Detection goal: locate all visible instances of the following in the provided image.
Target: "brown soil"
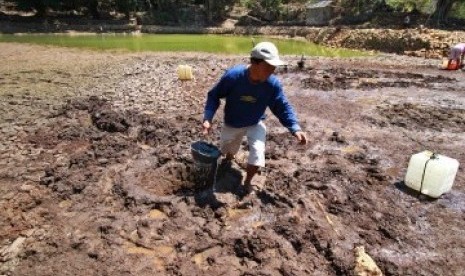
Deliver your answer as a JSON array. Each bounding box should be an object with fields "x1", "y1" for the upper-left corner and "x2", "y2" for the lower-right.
[{"x1": 0, "y1": 43, "x2": 464, "y2": 276}]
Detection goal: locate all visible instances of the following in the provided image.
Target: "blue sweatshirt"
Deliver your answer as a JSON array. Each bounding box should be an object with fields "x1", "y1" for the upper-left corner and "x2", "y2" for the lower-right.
[{"x1": 203, "y1": 65, "x2": 301, "y2": 133}]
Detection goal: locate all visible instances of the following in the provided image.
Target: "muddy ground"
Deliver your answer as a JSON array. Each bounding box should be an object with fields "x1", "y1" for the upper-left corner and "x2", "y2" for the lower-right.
[{"x1": 0, "y1": 43, "x2": 464, "y2": 276}]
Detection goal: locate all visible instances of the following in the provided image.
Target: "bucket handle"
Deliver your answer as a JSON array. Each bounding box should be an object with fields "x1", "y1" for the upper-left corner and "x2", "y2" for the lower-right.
[{"x1": 419, "y1": 152, "x2": 438, "y2": 196}]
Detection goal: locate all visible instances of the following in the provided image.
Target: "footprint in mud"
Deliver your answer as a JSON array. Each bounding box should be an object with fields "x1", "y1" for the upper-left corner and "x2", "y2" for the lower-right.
[{"x1": 211, "y1": 161, "x2": 246, "y2": 205}]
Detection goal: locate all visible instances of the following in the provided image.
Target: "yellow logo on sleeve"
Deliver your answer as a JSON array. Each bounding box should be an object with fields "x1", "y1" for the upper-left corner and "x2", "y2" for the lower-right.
[{"x1": 240, "y1": 95, "x2": 257, "y2": 103}]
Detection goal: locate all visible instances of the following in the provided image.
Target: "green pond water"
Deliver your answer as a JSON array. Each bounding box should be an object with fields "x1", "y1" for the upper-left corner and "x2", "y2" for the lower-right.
[{"x1": 0, "y1": 34, "x2": 370, "y2": 57}]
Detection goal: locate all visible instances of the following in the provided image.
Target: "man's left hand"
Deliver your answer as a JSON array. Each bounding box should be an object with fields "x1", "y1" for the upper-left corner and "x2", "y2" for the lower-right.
[{"x1": 293, "y1": 131, "x2": 308, "y2": 145}]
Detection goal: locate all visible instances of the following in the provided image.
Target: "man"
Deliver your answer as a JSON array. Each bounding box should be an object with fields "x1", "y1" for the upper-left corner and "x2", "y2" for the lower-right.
[
  {"x1": 447, "y1": 43, "x2": 465, "y2": 70},
  {"x1": 202, "y1": 41, "x2": 307, "y2": 194}
]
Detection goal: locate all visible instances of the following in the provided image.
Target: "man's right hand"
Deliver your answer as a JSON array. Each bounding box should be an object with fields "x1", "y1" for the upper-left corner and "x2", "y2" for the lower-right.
[
  {"x1": 293, "y1": 131, "x2": 308, "y2": 145},
  {"x1": 202, "y1": 120, "x2": 211, "y2": 135}
]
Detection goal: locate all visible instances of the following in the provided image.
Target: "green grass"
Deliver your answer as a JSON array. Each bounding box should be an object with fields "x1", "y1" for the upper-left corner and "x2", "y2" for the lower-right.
[{"x1": 0, "y1": 33, "x2": 371, "y2": 58}]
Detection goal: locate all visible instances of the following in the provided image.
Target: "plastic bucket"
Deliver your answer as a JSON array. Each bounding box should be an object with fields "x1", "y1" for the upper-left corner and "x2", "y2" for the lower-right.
[
  {"x1": 191, "y1": 141, "x2": 221, "y2": 164},
  {"x1": 448, "y1": 60, "x2": 459, "y2": 70},
  {"x1": 190, "y1": 141, "x2": 221, "y2": 188},
  {"x1": 439, "y1": 59, "x2": 449, "y2": 70},
  {"x1": 439, "y1": 59, "x2": 460, "y2": 70},
  {"x1": 177, "y1": 65, "x2": 194, "y2": 80}
]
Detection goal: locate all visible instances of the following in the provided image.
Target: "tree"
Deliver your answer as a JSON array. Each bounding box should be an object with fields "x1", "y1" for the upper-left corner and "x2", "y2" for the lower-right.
[
  {"x1": 333, "y1": 0, "x2": 388, "y2": 16},
  {"x1": 115, "y1": 0, "x2": 138, "y2": 18},
  {"x1": 430, "y1": 0, "x2": 459, "y2": 25},
  {"x1": 244, "y1": 0, "x2": 283, "y2": 21},
  {"x1": 205, "y1": 0, "x2": 237, "y2": 23},
  {"x1": 6, "y1": 0, "x2": 61, "y2": 17}
]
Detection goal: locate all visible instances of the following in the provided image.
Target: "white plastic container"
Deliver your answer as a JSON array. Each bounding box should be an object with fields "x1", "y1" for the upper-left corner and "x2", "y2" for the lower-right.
[
  {"x1": 405, "y1": 151, "x2": 460, "y2": 198},
  {"x1": 177, "y1": 65, "x2": 193, "y2": 80}
]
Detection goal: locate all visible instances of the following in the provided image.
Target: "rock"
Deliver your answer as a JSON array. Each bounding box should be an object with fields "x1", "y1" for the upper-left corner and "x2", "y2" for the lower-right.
[
  {"x1": 0, "y1": 237, "x2": 26, "y2": 261},
  {"x1": 354, "y1": 246, "x2": 383, "y2": 276},
  {"x1": 19, "y1": 184, "x2": 35, "y2": 192}
]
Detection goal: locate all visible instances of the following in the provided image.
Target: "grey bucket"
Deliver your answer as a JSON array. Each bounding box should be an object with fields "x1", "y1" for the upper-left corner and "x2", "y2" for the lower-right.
[{"x1": 190, "y1": 141, "x2": 221, "y2": 188}]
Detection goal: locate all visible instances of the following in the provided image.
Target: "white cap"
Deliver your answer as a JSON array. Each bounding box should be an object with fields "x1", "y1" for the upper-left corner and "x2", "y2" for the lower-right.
[{"x1": 250, "y1": 42, "x2": 286, "y2": 66}]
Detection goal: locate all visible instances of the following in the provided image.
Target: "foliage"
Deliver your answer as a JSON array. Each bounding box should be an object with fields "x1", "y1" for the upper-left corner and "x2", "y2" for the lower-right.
[
  {"x1": 386, "y1": 0, "x2": 431, "y2": 12},
  {"x1": 451, "y1": 1, "x2": 465, "y2": 17},
  {"x1": 332, "y1": 0, "x2": 387, "y2": 16},
  {"x1": 8, "y1": 0, "x2": 61, "y2": 16},
  {"x1": 115, "y1": 0, "x2": 137, "y2": 17},
  {"x1": 3, "y1": 0, "x2": 465, "y2": 25},
  {"x1": 242, "y1": 0, "x2": 282, "y2": 11},
  {"x1": 242, "y1": 0, "x2": 284, "y2": 21},
  {"x1": 205, "y1": 0, "x2": 238, "y2": 22}
]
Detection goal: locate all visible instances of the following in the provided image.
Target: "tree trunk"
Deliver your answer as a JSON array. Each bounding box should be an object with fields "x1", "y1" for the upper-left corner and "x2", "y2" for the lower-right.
[
  {"x1": 88, "y1": 0, "x2": 100, "y2": 19},
  {"x1": 431, "y1": 0, "x2": 456, "y2": 26},
  {"x1": 205, "y1": 0, "x2": 213, "y2": 23}
]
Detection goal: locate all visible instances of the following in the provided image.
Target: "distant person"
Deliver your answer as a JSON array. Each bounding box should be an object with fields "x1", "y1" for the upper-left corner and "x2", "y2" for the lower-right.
[
  {"x1": 403, "y1": 15, "x2": 411, "y2": 28},
  {"x1": 134, "y1": 15, "x2": 142, "y2": 32},
  {"x1": 135, "y1": 15, "x2": 142, "y2": 26},
  {"x1": 447, "y1": 43, "x2": 465, "y2": 70},
  {"x1": 202, "y1": 41, "x2": 308, "y2": 195}
]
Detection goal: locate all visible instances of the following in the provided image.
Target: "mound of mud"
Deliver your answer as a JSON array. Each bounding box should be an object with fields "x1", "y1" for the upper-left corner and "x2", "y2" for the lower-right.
[
  {"x1": 299, "y1": 68, "x2": 456, "y2": 91},
  {"x1": 372, "y1": 102, "x2": 465, "y2": 132}
]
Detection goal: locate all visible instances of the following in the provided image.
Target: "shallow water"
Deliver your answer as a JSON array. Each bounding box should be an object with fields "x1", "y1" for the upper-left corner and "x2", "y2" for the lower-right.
[{"x1": 0, "y1": 33, "x2": 369, "y2": 57}]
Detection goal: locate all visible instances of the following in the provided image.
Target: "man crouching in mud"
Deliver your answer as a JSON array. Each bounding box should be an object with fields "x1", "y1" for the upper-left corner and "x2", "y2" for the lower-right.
[{"x1": 202, "y1": 41, "x2": 308, "y2": 195}]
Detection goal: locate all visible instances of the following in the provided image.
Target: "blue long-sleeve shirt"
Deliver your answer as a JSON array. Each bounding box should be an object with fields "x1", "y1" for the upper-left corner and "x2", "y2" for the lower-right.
[{"x1": 203, "y1": 65, "x2": 301, "y2": 133}]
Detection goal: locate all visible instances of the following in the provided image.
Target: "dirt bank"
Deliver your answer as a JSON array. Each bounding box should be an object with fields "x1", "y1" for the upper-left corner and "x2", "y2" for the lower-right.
[{"x1": 0, "y1": 43, "x2": 464, "y2": 275}]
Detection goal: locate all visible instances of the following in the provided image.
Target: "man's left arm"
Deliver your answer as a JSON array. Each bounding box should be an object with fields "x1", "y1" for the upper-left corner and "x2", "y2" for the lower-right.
[{"x1": 269, "y1": 87, "x2": 308, "y2": 145}]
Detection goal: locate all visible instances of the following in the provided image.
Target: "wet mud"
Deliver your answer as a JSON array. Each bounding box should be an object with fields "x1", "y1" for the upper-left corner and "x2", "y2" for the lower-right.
[
  {"x1": 0, "y1": 44, "x2": 464, "y2": 275},
  {"x1": 299, "y1": 68, "x2": 457, "y2": 91}
]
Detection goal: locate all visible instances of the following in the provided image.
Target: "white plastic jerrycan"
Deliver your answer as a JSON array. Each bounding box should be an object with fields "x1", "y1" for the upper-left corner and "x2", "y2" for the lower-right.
[
  {"x1": 404, "y1": 151, "x2": 460, "y2": 198},
  {"x1": 177, "y1": 65, "x2": 194, "y2": 80}
]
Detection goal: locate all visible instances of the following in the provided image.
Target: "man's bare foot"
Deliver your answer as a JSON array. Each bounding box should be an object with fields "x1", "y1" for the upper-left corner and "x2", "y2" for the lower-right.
[{"x1": 239, "y1": 181, "x2": 256, "y2": 197}]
